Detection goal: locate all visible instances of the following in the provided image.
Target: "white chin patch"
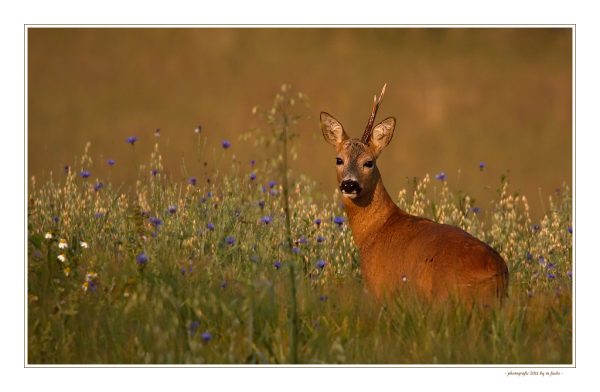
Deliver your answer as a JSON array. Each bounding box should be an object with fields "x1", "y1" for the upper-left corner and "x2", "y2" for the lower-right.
[{"x1": 342, "y1": 192, "x2": 358, "y2": 199}]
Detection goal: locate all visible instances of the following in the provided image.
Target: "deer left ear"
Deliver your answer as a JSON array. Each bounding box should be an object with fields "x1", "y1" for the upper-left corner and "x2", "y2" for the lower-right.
[
  {"x1": 320, "y1": 112, "x2": 349, "y2": 147},
  {"x1": 369, "y1": 117, "x2": 396, "y2": 156}
]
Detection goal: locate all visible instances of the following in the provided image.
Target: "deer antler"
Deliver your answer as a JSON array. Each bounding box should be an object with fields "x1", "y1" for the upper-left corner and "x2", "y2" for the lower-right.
[{"x1": 361, "y1": 83, "x2": 387, "y2": 144}]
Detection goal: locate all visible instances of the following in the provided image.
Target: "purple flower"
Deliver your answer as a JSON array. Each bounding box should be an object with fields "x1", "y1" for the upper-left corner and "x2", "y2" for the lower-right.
[
  {"x1": 547, "y1": 262, "x2": 556, "y2": 269},
  {"x1": 273, "y1": 260, "x2": 282, "y2": 270},
  {"x1": 333, "y1": 216, "x2": 345, "y2": 226},
  {"x1": 435, "y1": 172, "x2": 446, "y2": 181},
  {"x1": 127, "y1": 136, "x2": 138, "y2": 145},
  {"x1": 207, "y1": 223, "x2": 215, "y2": 231},
  {"x1": 568, "y1": 226, "x2": 573, "y2": 234},
  {"x1": 80, "y1": 170, "x2": 91, "y2": 179},
  {"x1": 547, "y1": 273, "x2": 556, "y2": 280},
  {"x1": 261, "y1": 216, "x2": 273, "y2": 225},
  {"x1": 316, "y1": 259, "x2": 326, "y2": 269},
  {"x1": 201, "y1": 332, "x2": 212, "y2": 342},
  {"x1": 292, "y1": 246, "x2": 300, "y2": 254},
  {"x1": 298, "y1": 236, "x2": 307, "y2": 245},
  {"x1": 94, "y1": 212, "x2": 104, "y2": 218},
  {"x1": 479, "y1": 162, "x2": 486, "y2": 171},
  {"x1": 250, "y1": 159, "x2": 256, "y2": 167},
  {"x1": 222, "y1": 140, "x2": 231, "y2": 149},
  {"x1": 226, "y1": 236, "x2": 235, "y2": 246},
  {"x1": 168, "y1": 205, "x2": 177, "y2": 214},
  {"x1": 93, "y1": 182, "x2": 103, "y2": 192},
  {"x1": 268, "y1": 180, "x2": 277, "y2": 189},
  {"x1": 189, "y1": 177, "x2": 197, "y2": 186},
  {"x1": 206, "y1": 191, "x2": 213, "y2": 198},
  {"x1": 136, "y1": 252, "x2": 148, "y2": 265},
  {"x1": 151, "y1": 169, "x2": 159, "y2": 176},
  {"x1": 189, "y1": 321, "x2": 200, "y2": 335},
  {"x1": 567, "y1": 271, "x2": 572, "y2": 278},
  {"x1": 538, "y1": 256, "x2": 546, "y2": 266},
  {"x1": 314, "y1": 218, "x2": 322, "y2": 226},
  {"x1": 471, "y1": 207, "x2": 480, "y2": 214},
  {"x1": 316, "y1": 235, "x2": 325, "y2": 243},
  {"x1": 250, "y1": 172, "x2": 257, "y2": 181},
  {"x1": 270, "y1": 189, "x2": 278, "y2": 196},
  {"x1": 53, "y1": 216, "x2": 59, "y2": 223},
  {"x1": 107, "y1": 159, "x2": 116, "y2": 166},
  {"x1": 149, "y1": 217, "x2": 163, "y2": 227}
]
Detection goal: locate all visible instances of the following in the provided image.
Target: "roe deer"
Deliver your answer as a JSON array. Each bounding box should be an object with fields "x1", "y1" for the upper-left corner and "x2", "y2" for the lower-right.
[{"x1": 320, "y1": 84, "x2": 508, "y2": 301}]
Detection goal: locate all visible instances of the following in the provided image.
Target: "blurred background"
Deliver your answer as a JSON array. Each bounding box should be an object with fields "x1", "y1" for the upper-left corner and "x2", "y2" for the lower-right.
[{"x1": 27, "y1": 28, "x2": 572, "y2": 219}]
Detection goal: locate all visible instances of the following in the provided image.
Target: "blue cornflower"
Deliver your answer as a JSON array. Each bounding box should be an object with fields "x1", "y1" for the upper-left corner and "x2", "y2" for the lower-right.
[
  {"x1": 479, "y1": 162, "x2": 486, "y2": 171},
  {"x1": 314, "y1": 218, "x2": 322, "y2": 226},
  {"x1": 250, "y1": 159, "x2": 256, "y2": 167},
  {"x1": 80, "y1": 170, "x2": 91, "y2": 179},
  {"x1": 270, "y1": 189, "x2": 278, "y2": 196},
  {"x1": 435, "y1": 172, "x2": 446, "y2": 181},
  {"x1": 222, "y1": 140, "x2": 231, "y2": 149},
  {"x1": 136, "y1": 252, "x2": 148, "y2": 265},
  {"x1": 94, "y1": 212, "x2": 104, "y2": 218},
  {"x1": 547, "y1": 273, "x2": 556, "y2": 280},
  {"x1": 298, "y1": 236, "x2": 307, "y2": 245},
  {"x1": 316, "y1": 259, "x2": 326, "y2": 269},
  {"x1": 333, "y1": 216, "x2": 345, "y2": 226},
  {"x1": 261, "y1": 185, "x2": 267, "y2": 193},
  {"x1": 201, "y1": 332, "x2": 212, "y2": 342},
  {"x1": 149, "y1": 217, "x2": 163, "y2": 227},
  {"x1": 206, "y1": 191, "x2": 213, "y2": 198},
  {"x1": 93, "y1": 182, "x2": 103, "y2": 192},
  {"x1": 189, "y1": 321, "x2": 200, "y2": 335},
  {"x1": 127, "y1": 136, "x2": 138, "y2": 145},
  {"x1": 189, "y1": 177, "x2": 197, "y2": 186},
  {"x1": 292, "y1": 246, "x2": 300, "y2": 254},
  {"x1": 526, "y1": 252, "x2": 533, "y2": 261},
  {"x1": 547, "y1": 262, "x2": 556, "y2": 269},
  {"x1": 471, "y1": 207, "x2": 480, "y2": 214},
  {"x1": 273, "y1": 260, "x2": 282, "y2": 270},
  {"x1": 268, "y1": 180, "x2": 277, "y2": 188},
  {"x1": 568, "y1": 226, "x2": 573, "y2": 234},
  {"x1": 52, "y1": 216, "x2": 59, "y2": 223},
  {"x1": 250, "y1": 172, "x2": 257, "y2": 181},
  {"x1": 107, "y1": 159, "x2": 116, "y2": 166},
  {"x1": 168, "y1": 205, "x2": 177, "y2": 214},
  {"x1": 261, "y1": 216, "x2": 273, "y2": 224},
  {"x1": 316, "y1": 235, "x2": 325, "y2": 243},
  {"x1": 151, "y1": 169, "x2": 159, "y2": 176},
  {"x1": 207, "y1": 223, "x2": 215, "y2": 231},
  {"x1": 538, "y1": 256, "x2": 546, "y2": 266},
  {"x1": 226, "y1": 236, "x2": 235, "y2": 246}
]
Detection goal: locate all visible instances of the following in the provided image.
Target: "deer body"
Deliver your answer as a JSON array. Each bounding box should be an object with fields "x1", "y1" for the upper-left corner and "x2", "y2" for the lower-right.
[{"x1": 321, "y1": 85, "x2": 508, "y2": 301}]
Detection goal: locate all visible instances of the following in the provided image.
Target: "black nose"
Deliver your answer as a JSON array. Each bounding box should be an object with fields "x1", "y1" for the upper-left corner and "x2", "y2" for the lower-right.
[{"x1": 340, "y1": 180, "x2": 361, "y2": 194}]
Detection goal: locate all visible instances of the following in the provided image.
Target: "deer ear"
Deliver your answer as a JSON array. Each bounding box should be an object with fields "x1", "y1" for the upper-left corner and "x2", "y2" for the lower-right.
[
  {"x1": 369, "y1": 117, "x2": 395, "y2": 156},
  {"x1": 320, "y1": 112, "x2": 348, "y2": 147}
]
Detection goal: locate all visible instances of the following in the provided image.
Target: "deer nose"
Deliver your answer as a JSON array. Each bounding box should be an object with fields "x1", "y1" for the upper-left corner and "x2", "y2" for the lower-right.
[{"x1": 340, "y1": 180, "x2": 362, "y2": 194}]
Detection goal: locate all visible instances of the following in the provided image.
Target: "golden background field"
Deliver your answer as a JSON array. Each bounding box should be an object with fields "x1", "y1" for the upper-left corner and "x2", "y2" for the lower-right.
[{"x1": 28, "y1": 28, "x2": 572, "y2": 218}]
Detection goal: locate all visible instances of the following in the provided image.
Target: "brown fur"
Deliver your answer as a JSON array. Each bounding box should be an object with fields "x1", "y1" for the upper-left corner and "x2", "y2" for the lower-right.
[{"x1": 320, "y1": 103, "x2": 508, "y2": 303}]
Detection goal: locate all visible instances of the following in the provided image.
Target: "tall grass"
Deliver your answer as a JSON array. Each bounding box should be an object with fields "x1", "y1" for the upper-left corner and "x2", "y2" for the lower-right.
[{"x1": 27, "y1": 86, "x2": 572, "y2": 364}]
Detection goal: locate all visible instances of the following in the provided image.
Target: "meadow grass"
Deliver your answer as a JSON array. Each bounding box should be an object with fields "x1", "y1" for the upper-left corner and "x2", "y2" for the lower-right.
[{"x1": 27, "y1": 86, "x2": 572, "y2": 364}]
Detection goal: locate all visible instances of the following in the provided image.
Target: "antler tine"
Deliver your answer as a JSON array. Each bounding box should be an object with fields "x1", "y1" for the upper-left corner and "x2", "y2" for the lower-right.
[{"x1": 361, "y1": 83, "x2": 387, "y2": 144}]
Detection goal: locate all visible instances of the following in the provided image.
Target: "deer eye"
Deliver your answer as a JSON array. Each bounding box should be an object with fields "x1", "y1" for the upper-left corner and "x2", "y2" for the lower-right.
[
  {"x1": 364, "y1": 160, "x2": 374, "y2": 168},
  {"x1": 336, "y1": 157, "x2": 344, "y2": 165}
]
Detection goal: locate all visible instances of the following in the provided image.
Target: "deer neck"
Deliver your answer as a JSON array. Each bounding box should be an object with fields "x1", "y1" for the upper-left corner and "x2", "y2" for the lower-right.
[{"x1": 342, "y1": 176, "x2": 400, "y2": 249}]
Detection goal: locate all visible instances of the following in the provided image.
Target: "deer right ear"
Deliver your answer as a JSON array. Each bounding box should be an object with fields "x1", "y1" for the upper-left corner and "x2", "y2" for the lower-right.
[{"x1": 320, "y1": 112, "x2": 348, "y2": 147}]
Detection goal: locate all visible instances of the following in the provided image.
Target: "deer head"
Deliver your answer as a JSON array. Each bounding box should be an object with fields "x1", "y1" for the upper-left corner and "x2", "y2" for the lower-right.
[{"x1": 320, "y1": 84, "x2": 396, "y2": 200}]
